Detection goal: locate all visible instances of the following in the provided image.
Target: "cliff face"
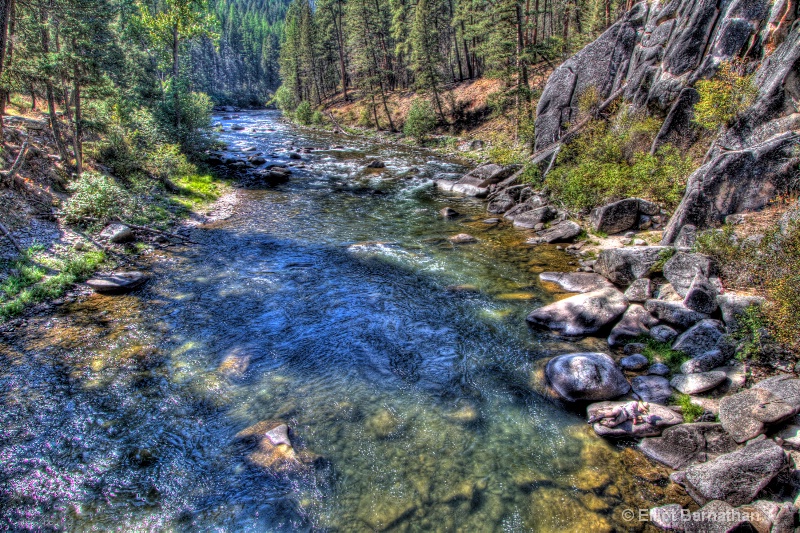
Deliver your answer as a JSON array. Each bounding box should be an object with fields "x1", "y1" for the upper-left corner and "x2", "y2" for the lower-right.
[{"x1": 534, "y1": 0, "x2": 800, "y2": 242}]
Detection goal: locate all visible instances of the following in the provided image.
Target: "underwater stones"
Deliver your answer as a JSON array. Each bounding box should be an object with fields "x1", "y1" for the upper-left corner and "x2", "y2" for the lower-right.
[
  {"x1": 100, "y1": 223, "x2": 134, "y2": 243},
  {"x1": 671, "y1": 439, "x2": 788, "y2": 506},
  {"x1": 445, "y1": 403, "x2": 480, "y2": 425},
  {"x1": 85, "y1": 271, "x2": 148, "y2": 294},
  {"x1": 527, "y1": 288, "x2": 628, "y2": 337},
  {"x1": 538, "y1": 272, "x2": 613, "y2": 293},
  {"x1": 639, "y1": 423, "x2": 739, "y2": 470},
  {"x1": 449, "y1": 233, "x2": 477, "y2": 244},
  {"x1": 719, "y1": 388, "x2": 798, "y2": 443},
  {"x1": 358, "y1": 495, "x2": 417, "y2": 531},
  {"x1": 594, "y1": 246, "x2": 671, "y2": 286},
  {"x1": 366, "y1": 408, "x2": 402, "y2": 439},
  {"x1": 440, "y1": 207, "x2": 460, "y2": 219},
  {"x1": 526, "y1": 487, "x2": 612, "y2": 532},
  {"x1": 545, "y1": 352, "x2": 630, "y2": 402},
  {"x1": 588, "y1": 401, "x2": 683, "y2": 438},
  {"x1": 233, "y1": 420, "x2": 320, "y2": 473},
  {"x1": 631, "y1": 375, "x2": 672, "y2": 404},
  {"x1": 670, "y1": 371, "x2": 727, "y2": 395}
]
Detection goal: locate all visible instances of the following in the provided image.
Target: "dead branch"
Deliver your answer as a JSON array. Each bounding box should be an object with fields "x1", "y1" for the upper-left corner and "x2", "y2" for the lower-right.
[
  {"x1": 112, "y1": 218, "x2": 199, "y2": 244},
  {"x1": 2, "y1": 139, "x2": 29, "y2": 185},
  {"x1": 0, "y1": 219, "x2": 24, "y2": 255}
]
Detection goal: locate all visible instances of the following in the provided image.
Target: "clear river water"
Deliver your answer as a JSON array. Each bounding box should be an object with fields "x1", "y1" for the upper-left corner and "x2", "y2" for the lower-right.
[{"x1": 0, "y1": 111, "x2": 677, "y2": 532}]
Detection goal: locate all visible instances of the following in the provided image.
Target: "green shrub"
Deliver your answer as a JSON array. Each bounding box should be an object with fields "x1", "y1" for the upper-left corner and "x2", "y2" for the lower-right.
[
  {"x1": 633, "y1": 336, "x2": 689, "y2": 372},
  {"x1": 158, "y1": 87, "x2": 213, "y2": 151},
  {"x1": 311, "y1": 110, "x2": 325, "y2": 125},
  {"x1": 294, "y1": 101, "x2": 314, "y2": 125},
  {"x1": 486, "y1": 90, "x2": 511, "y2": 118},
  {"x1": 403, "y1": 98, "x2": 437, "y2": 143},
  {"x1": 62, "y1": 171, "x2": 133, "y2": 224},
  {"x1": 694, "y1": 61, "x2": 758, "y2": 132},
  {"x1": 544, "y1": 114, "x2": 695, "y2": 211},
  {"x1": 673, "y1": 393, "x2": 705, "y2": 423},
  {"x1": 272, "y1": 84, "x2": 298, "y2": 114}
]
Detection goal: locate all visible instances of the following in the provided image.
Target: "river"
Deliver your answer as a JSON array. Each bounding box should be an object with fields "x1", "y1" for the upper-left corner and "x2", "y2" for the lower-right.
[{"x1": 0, "y1": 111, "x2": 675, "y2": 531}]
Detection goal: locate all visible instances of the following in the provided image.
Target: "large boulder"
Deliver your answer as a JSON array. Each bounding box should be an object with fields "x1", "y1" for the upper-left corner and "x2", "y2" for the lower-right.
[
  {"x1": 545, "y1": 352, "x2": 630, "y2": 402},
  {"x1": 683, "y1": 273, "x2": 719, "y2": 314},
  {"x1": 535, "y1": 220, "x2": 583, "y2": 243},
  {"x1": 512, "y1": 206, "x2": 557, "y2": 229},
  {"x1": 538, "y1": 272, "x2": 613, "y2": 293},
  {"x1": 588, "y1": 400, "x2": 683, "y2": 438},
  {"x1": 594, "y1": 246, "x2": 672, "y2": 286},
  {"x1": 590, "y1": 198, "x2": 641, "y2": 235},
  {"x1": 526, "y1": 287, "x2": 629, "y2": 336},
  {"x1": 607, "y1": 304, "x2": 658, "y2": 347},
  {"x1": 639, "y1": 423, "x2": 739, "y2": 470},
  {"x1": 630, "y1": 375, "x2": 672, "y2": 404},
  {"x1": 663, "y1": 253, "x2": 716, "y2": 298},
  {"x1": 450, "y1": 163, "x2": 520, "y2": 197},
  {"x1": 671, "y1": 439, "x2": 788, "y2": 506},
  {"x1": 670, "y1": 371, "x2": 727, "y2": 395},
  {"x1": 680, "y1": 349, "x2": 731, "y2": 374},
  {"x1": 719, "y1": 383, "x2": 800, "y2": 443},
  {"x1": 644, "y1": 300, "x2": 709, "y2": 330},
  {"x1": 671, "y1": 319, "x2": 726, "y2": 358}
]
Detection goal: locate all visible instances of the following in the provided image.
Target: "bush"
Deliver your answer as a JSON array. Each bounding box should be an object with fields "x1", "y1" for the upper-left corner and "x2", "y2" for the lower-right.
[
  {"x1": 694, "y1": 61, "x2": 758, "y2": 131},
  {"x1": 157, "y1": 84, "x2": 213, "y2": 151},
  {"x1": 311, "y1": 110, "x2": 324, "y2": 125},
  {"x1": 272, "y1": 84, "x2": 298, "y2": 114},
  {"x1": 62, "y1": 171, "x2": 133, "y2": 224},
  {"x1": 294, "y1": 101, "x2": 314, "y2": 125},
  {"x1": 403, "y1": 98, "x2": 437, "y2": 143},
  {"x1": 544, "y1": 114, "x2": 695, "y2": 211}
]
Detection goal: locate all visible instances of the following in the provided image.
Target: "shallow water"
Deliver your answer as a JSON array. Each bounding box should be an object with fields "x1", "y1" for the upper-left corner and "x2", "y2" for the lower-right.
[{"x1": 0, "y1": 111, "x2": 675, "y2": 531}]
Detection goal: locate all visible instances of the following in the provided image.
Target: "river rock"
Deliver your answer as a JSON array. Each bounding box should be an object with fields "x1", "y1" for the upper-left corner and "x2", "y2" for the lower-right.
[
  {"x1": 753, "y1": 375, "x2": 800, "y2": 410},
  {"x1": 231, "y1": 124, "x2": 245, "y2": 131},
  {"x1": 536, "y1": 220, "x2": 582, "y2": 243},
  {"x1": 631, "y1": 375, "x2": 672, "y2": 404},
  {"x1": 648, "y1": 504, "x2": 685, "y2": 531},
  {"x1": 648, "y1": 363, "x2": 670, "y2": 376},
  {"x1": 594, "y1": 246, "x2": 671, "y2": 286},
  {"x1": 512, "y1": 206, "x2": 557, "y2": 229},
  {"x1": 663, "y1": 253, "x2": 716, "y2": 298},
  {"x1": 588, "y1": 401, "x2": 682, "y2": 438},
  {"x1": 719, "y1": 387, "x2": 798, "y2": 443},
  {"x1": 674, "y1": 224, "x2": 697, "y2": 249},
  {"x1": 449, "y1": 233, "x2": 477, "y2": 244},
  {"x1": 683, "y1": 500, "x2": 756, "y2": 532},
  {"x1": 717, "y1": 293, "x2": 765, "y2": 332},
  {"x1": 620, "y1": 354, "x2": 649, "y2": 371},
  {"x1": 451, "y1": 163, "x2": 519, "y2": 197},
  {"x1": 656, "y1": 282, "x2": 683, "y2": 302},
  {"x1": 590, "y1": 198, "x2": 641, "y2": 234},
  {"x1": 624, "y1": 278, "x2": 651, "y2": 303},
  {"x1": 440, "y1": 207, "x2": 459, "y2": 219},
  {"x1": 100, "y1": 223, "x2": 134, "y2": 243},
  {"x1": 538, "y1": 272, "x2": 613, "y2": 293},
  {"x1": 671, "y1": 371, "x2": 727, "y2": 395},
  {"x1": 672, "y1": 319, "x2": 725, "y2": 358},
  {"x1": 365, "y1": 159, "x2": 384, "y2": 168},
  {"x1": 682, "y1": 273, "x2": 719, "y2": 315},
  {"x1": 650, "y1": 324, "x2": 679, "y2": 344},
  {"x1": 607, "y1": 304, "x2": 658, "y2": 347},
  {"x1": 645, "y1": 300, "x2": 709, "y2": 330},
  {"x1": 248, "y1": 156, "x2": 267, "y2": 165},
  {"x1": 85, "y1": 272, "x2": 148, "y2": 294},
  {"x1": 640, "y1": 423, "x2": 739, "y2": 471},
  {"x1": 545, "y1": 352, "x2": 630, "y2": 402},
  {"x1": 234, "y1": 420, "x2": 321, "y2": 472},
  {"x1": 526, "y1": 287, "x2": 629, "y2": 337},
  {"x1": 671, "y1": 439, "x2": 788, "y2": 506},
  {"x1": 680, "y1": 349, "x2": 730, "y2": 374}
]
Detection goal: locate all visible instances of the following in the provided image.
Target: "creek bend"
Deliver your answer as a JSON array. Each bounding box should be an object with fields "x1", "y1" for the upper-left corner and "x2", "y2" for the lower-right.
[{"x1": 0, "y1": 111, "x2": 675, "y2": 531}]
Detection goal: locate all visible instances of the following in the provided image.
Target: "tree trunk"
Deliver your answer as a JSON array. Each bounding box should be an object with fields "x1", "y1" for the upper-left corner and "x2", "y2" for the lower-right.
[
  {"x1": 0, "y1": 0, "x2": 13, "y2": 137},
  {"x1": 72, "y1": 66, "x2": 82, "y2": 176},
  {"x1": 40, "y1": 5, "x2": 69, "y2": 163},
  {"x1": 172, "y1": 24, "x2": 181, "y2": 130},
  {"x1": 334, "y1": 0, "x2": 348, "y2": 101}
]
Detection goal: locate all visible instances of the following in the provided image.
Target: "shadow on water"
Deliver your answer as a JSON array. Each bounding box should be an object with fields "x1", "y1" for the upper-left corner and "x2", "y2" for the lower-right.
[{"x1": 0, "y1": 111, "x2": 680, "y2": 532}]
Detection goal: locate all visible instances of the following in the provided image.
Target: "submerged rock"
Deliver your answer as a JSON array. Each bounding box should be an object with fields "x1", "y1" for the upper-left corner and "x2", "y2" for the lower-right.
[
  {"x1": 538, "y1": 272, "x2": 613, "y2": 293},
  {"x1": 545, "y1": 352, "x2": 630, "y2": 402},
  {"x1": 440, "y1": 207, "x2": 460, "y2": 219},
  {"x1": 233, "y1": 420, "x2": 322, "y2": 472},
  {"x1": 526, "y1": 287, "x2": 628, "y2": 337},
  {"x1": 449, "y1": 233, "x2": 477, "y2": 244}
]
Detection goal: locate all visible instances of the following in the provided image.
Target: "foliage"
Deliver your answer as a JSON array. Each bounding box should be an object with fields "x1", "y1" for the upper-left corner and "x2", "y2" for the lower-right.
[
  {"x1": 272, "y1": 84, "x2": 298, "y2": 113},
  {"x1": 634, "y1": 336, "x2": 689, "y2": 372},
  {"x1": 694, "y1": 61, "x2": 758, "y2": 131},
  {"x1": 652, "y1": 248, "x2": 677, "y2": 273},
  {"x1": 731, "y1": 305, "x2": 768, "y2": 360},
  {"x1": 673, "y1": 393, "x2": 705, "y2": 423},
  {"x1": 294, "y1": 100, "x2": 314, "y2": 125},
  {"x1": 62, "y1": 172, "x2": 134, "y2": 224},
  {"x1": 158, "y1": 87, "x2": 214, "y2": 150},
  {"x1": 403, "y1": 98, "x2": 438, "y2": 142},
  {"x1": 544, "y1": 114, "x2": 696, "y2": 211}
]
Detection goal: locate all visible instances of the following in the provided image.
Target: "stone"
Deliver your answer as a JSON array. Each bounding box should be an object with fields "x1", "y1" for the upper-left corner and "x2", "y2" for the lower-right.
[
  {"x1": 680, "y1": 349, "x2": 730, "y2": 374},
  {"x1": 512, "y1": 206, "x2": 557, "y2": 229},
  {"x1": 526, "y1": 487, "x2": 612, "y2": 532},
  {"x1": 538, "y1": 272, "x2": 613, "y2": 293},
  {"x1": 674, "y1": 224, "x2": 698, "y2": 249},
  {"x1": 656, "y1": 282, "x2": 683, "y2": 302},
  {"x1": 620, "y1": 354, "x2": 649, "y2": 371},
  {"x1": 683, "y1": 273, "x2": 719, "y2": 315},
  {"x1": 650, "y1": 324, "x2": 679, "y2": 344},
  {"x1": 638, "y1": 199, "x2": 660, "y2": 216},
  {"x1": 440, "y1": 207, "x2": 459, "y2": 219},
  {"x1": 775, "y1": 423, "x2": 800, "y2": 449},
  {"x1": 639, "y1": 423, "x2": 739, "y2": 470},
  {"x1": 536, "y1": 220, "x2": 583, "y2": 243},
  {"x1": 100, "y1": 223, "x2": 134, "y2": 243},
  {"x1": 717, "y1": 293, "x2": 765, "y2": 332},
  {"x1": 526, "y1": 288, "x2": 629, "y2": 337},
  {"x1": 594, "y1": 246, "x2": 671, "y2": 286},
  {"x1": 590, "y1": 198, "x2": 641, "y2": 234},
  {"x1": 607, "y1": 304, "x2": 658, "y2": 347},
  {"x1": 365, "y1": 159, "x2": 385, "y2": 168},
  {"x1": 683, "y1": 500, "x2": 755, "y2": 533},
  {"x1": 672, "y1": 319, "x2": 725, "y2": 358},
  {"x1": 545, "y1": 352, "x2": 630, "y2": 402},
  {"x1": 624, "y1": 278, "x2": 651, "y2": 303},
  {"x1": 366, "y1": 408, "x2": 402, "y2": 439},
  {"x1": 624, "y1": 343, "x2": 646, "y2": 355},
  {"x1": 753, "y1": 375, "x2": 800, "y2": 411},
  {"x1": 231, "y1": 124, "x2": 245, "y2": 131},
  {"x1": 671, "y1": 439, "x2": 788, "y2": 506},
  {"x1": 248, "y1": 156, "x2": 267, "y2": 165},
  {"x1": 648, "y1": 363, "x2": 670, "y2": 376},
  {"x1": 482, "y1": 218, "x2": 500, "y2": 224},
  {"x1": 451, "y1": 163, "x2": 519, "y2": 197},
  {"x1": 85, "y1": 272, "x2": 148, "y2": 294},
  {"x1": 719, "y1": 387, "x2": 798, "y2": 443},
  {"x1": 648, "y1": 504, "x2": 685, "y2": 531},
  {"x1": 588, "y1": 401, "x2": 683, "y2": 438},
  {"x1": 670, "y1": 371, "x2": 727, "y2": 395},
  {"x1": 233, "y1": 420, "x2": 320, "y2": 472},
  {"x1": 645, "y1": 300, "x2": 709, "y2": 330},
  {"x1": 631, "y1": 375, "x2": 672, "y2": 404},
  {"x1": 449, "y1": 233, "x2": 477, "y2": 244},
  {"x1": 663, "y1": 253, "x2": 716, "y2": 298}
]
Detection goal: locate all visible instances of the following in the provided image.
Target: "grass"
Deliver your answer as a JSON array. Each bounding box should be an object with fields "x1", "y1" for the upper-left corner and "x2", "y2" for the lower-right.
[
  {"x1": 632, "y1": 336, "x2": 689, "y2": 372},
  {"x1": 672, "y1": 393, "x2": 705, "y2": 422},
  {"x1": 1, "y1": 247, "x2": 106, "y2": 321}
]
